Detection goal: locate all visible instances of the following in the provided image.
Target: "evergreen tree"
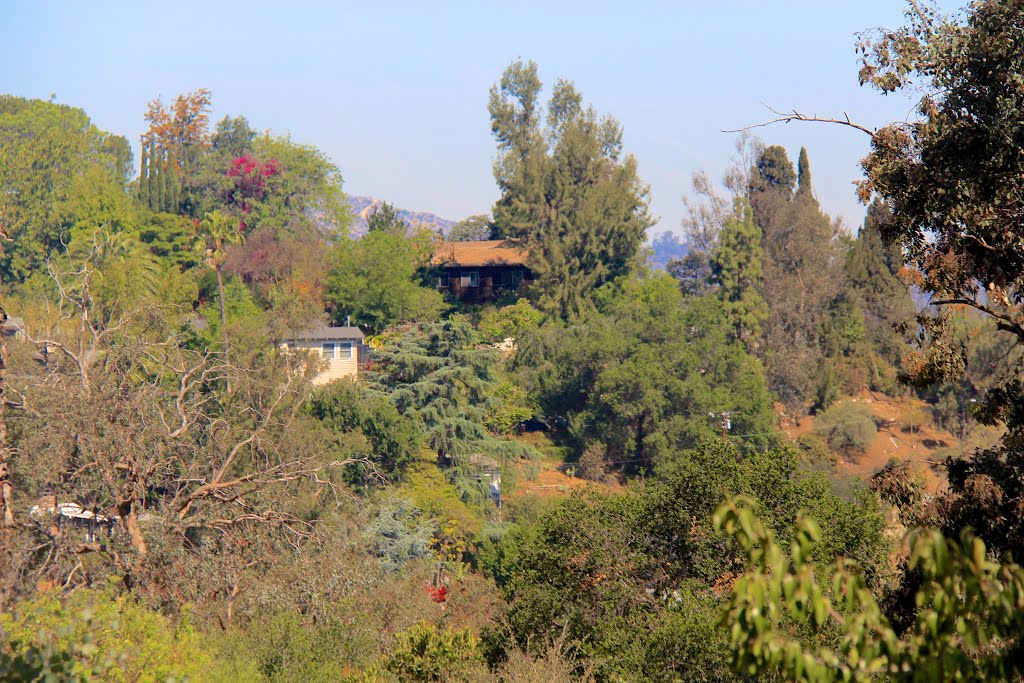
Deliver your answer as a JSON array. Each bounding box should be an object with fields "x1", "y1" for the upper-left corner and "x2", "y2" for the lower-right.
[
  {"x1": 517, "y1": 274, "x2": 776, "y2": 471},
  {"x1": 748, "y1": 144, "x2": 796, "y2": 230},
  {"x1": 138, "y1": 143, "x2": 150, "y2": 208},
  {"x1": 146, "y1": 143, "x2": 157, "y2": 212},
  {"x1": 666, "y1": 251, "x2": 713, "y2": 297},
  {"x1": 844, "y1": 199, "x2": 915, "y2": 382},
  {"x1": 368, "y1": 319, "x2": 532, "y2": 469},
  {"x1": 164, "y1": 151, "x2": 177, "y2": 213},
  {"x1": 489, "y1": 60, "x2": 653, "y2": 319},
  {"x1": 711, "y1": 198, "x2": 767, "y2": 345},
  {"x1": 366, "y1": 201, "x2": 407, "y2": 235},
  {"x1": 754, "y1": 146, "x2": 843, "y2": 416},
  {"x1": 157, "y1": 152, "x2": 168, "y2": 212},
  {"x1": 796, "y1": 146, "x2": 812, "y2": 199}
]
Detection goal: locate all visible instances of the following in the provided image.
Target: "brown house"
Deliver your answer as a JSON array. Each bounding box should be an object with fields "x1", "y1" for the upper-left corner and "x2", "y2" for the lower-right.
[{"x1": 431, "y1": 239, "x2": 532, "y2": 303}]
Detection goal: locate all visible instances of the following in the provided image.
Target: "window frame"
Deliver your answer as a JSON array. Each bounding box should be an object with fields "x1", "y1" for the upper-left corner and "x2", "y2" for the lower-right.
[{"x1": 322, "y1": 342, "x2": 336, "y2": 359}]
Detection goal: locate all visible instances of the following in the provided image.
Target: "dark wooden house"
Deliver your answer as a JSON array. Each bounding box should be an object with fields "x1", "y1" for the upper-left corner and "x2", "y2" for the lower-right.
[{"x1": 431, "y1": 239, "x2": 532, "y2": 303}]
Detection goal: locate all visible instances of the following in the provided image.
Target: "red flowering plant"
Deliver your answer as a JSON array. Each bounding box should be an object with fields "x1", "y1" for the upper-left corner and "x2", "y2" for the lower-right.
[
  {"x1": 224, "y1": 154, "x2": 281, "y2": 216},
  {"x1": 426, "y1": 585, "x2": 448, "y2": 603}
]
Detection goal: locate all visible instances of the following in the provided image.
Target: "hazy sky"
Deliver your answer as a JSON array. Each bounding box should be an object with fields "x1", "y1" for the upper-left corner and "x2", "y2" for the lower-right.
[{"x1": 2, "y1": 1, "x2": 953, "y2": 239}]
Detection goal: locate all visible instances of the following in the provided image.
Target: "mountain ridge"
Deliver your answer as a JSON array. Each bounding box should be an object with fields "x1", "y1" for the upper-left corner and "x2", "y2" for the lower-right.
[{"x1": 347, "y1": 195, "x2": 456, "y2": 237}]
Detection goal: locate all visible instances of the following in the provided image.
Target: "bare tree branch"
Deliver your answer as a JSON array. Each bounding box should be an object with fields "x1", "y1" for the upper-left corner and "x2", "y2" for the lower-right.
[{"x1": 723, "y1": 103, "x2": 878, "y2": 139}]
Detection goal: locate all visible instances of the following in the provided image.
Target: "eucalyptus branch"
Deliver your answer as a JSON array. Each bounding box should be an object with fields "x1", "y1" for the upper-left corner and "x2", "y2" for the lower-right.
[{"x1": 723, "y1": 104, "x2": 877, "y2": 138}]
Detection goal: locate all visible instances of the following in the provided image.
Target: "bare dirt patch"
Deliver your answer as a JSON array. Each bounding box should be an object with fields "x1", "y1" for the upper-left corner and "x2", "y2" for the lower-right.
[{"x1": 784, "y1": 392, "x2": 955, "y2": 493}]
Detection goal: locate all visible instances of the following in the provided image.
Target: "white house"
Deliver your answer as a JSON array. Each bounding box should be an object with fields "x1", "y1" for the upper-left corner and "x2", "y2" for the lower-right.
[{"x1": 281, "y1": 325, "x2": 365, "y2": 385}]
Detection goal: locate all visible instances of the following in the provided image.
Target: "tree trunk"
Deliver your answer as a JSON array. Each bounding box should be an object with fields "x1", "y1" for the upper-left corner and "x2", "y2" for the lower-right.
[
  {"x1": 215, "y1": 266, "x2": 232, "y2": 392},
  {"x1": 118, "y1": 500, "x2": 148, "y2": 555}
]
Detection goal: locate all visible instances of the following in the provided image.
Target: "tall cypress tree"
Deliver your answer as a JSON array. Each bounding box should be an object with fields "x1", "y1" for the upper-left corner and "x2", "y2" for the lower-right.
[
  {"x1": 748, "y1": 144, "x2": 796, "y2": 228},
  {"x1": 166, "y1": 152, "x2": 179, "y2": 213},
  {"x1": 845, "y1": 199, "x2": 915, "y2": 365},
  {"x1": 156, "y1": 150, "x2": 167, "y2": 213},
  {"x1": 139, "y1": 142, "x2": 150, "y2": 209},
  {"x1": 796, "y1": 146, "x2": 812, "y2": 199},
  {"x1": 147, "y1": 146, "x2": 159, "y2": 212}
]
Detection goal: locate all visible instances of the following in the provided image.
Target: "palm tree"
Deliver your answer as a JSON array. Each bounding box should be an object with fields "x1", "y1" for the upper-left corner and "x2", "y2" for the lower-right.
[
  {"x1": 67, "y1": 228, "x2": 163, "y2": 299},
  {"x1": 197, "y1": 211, "x2": 244, "y2": 372}
]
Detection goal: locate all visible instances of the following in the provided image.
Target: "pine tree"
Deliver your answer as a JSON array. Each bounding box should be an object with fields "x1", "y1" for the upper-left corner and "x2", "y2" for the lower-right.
[
  {"x1": 712, "y1": 198, "x2": 767, "y2": 345},
  {"x1": 489, "y1": 60, "x2": 653, "y2": 319},
  {"x1": 368, "y1": 319, "x2": 533, "y2": 468}
]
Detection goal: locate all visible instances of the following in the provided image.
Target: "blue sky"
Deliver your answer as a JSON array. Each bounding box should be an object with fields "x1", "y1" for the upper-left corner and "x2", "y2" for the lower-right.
[{"x1": 1, "y1": 1, "x2": 954, "y2": 238}]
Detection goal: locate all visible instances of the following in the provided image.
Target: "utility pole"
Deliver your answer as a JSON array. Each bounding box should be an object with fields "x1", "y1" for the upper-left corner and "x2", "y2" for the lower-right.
[{"x1": 708, "y1": 411, "x2": 734, "y2": 441}]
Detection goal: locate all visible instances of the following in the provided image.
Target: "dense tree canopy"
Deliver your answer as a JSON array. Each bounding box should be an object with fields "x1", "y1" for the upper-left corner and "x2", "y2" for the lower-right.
[
  {"x1": 3, "y1": 22, "x2": 1017, "y2": 680},
  {"x1": 489, "y1": 60, "x2": 653, "y2": 319},
  {"x1": 0, "y1": 96, "x2": 131, "y2": 283}
]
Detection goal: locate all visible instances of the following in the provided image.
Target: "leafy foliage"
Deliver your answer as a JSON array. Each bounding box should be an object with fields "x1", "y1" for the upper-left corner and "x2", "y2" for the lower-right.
[
  {"x1": 716, "y1": 498, "x2": 1024, "y2": 682},
  {"x1": 0, "y1": 96, "x2": 131, "y2": 282},
  {"x1": 814, "y1": 402, "x2": 878, "y2": 455},
  {"x1": 518, "y1": 274, "x2": 776, "y2": 471},
  {"x1": 489, "y1": 60, "x2": 653, "y2": 318},
  {"x1": 447, "y1": 214, "x2": 496, "y2": 242},
  {"x1": 385, "y1": 622, "x2": 484, "y2": 682},
  {"x1": 324, "y1": 227, "x2": 445, "y2": 333},
  {"x1": 0, "y1": 588, "x2": 240, "y2": 682},
  {"x1": 491, "y1": 440, "x2": 886, "y2": 680}
]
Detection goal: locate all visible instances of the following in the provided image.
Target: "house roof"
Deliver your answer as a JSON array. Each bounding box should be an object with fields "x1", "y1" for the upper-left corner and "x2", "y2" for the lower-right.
[
  {"x1": 0, "y1": 316, "x2": 24, "y2": 334},
  {"x1": 285, "y1": 325, "x2": 365, "y2": 342},
  {"x1": 431, "y1": 239, "x2": 529, "y2": 268}
]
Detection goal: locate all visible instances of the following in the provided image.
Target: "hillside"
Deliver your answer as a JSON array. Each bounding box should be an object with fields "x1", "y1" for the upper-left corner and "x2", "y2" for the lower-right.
[
  {"x1": 780, "y1": 392, "x2": 970, "y2": 493},
  {"x1": 347, "y1": 195, "x2": 456, "y2": 237}
]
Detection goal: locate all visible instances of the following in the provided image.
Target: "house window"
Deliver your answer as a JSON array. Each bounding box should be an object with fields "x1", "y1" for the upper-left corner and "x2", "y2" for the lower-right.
[
  {"x1": 437, "y1": 274, "x2": 449, "y2": 289},
  {"x1": 338, "y1": 341, "x2": 353, "y2": 359},
  {"x1": 322, "y1": 342, "x2": 335, "y2": 359},
  {"x1": 461, "y1": 271, "x2": 479, "y2": 288},
  {"x1": 499, "y1": 269, "x2": 524, "y2": 288}
]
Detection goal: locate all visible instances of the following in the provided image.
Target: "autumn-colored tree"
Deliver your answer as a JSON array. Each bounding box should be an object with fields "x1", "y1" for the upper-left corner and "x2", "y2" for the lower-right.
[
  {"x1": 141, "y1": 89, "x2": 212, "y2": 208},
  {"x1": 142, "y1": 88, "x2": 212, "y2": 153}
]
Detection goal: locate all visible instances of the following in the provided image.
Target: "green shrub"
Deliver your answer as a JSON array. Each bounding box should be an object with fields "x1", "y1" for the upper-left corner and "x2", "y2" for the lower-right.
[
  {"x1": 0, "y1": 588, "x2": 242, "y2": 682},
  {"x1": 796, "y1": 433, "x2": 835, "y2": 464},
  {"x1": 814, "y1": 402, "x2": 877, "y2": 455},
  {"x1": 384, "y1": 622, "x2": 484, "y2": 682}
]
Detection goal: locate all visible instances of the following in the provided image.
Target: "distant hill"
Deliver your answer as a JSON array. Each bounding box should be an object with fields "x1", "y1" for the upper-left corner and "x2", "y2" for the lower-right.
[
  {"x1": 347, "y1": 196, "x2": 456, "y2": 237},
  {"x1": 647, "y1": 230, "x2": 688, "y2": 271}
]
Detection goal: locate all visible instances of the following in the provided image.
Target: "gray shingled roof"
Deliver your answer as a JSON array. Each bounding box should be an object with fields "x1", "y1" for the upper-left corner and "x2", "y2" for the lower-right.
[{"x1": 285, "y1": 325, "x2": 365, "y2": 342}]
